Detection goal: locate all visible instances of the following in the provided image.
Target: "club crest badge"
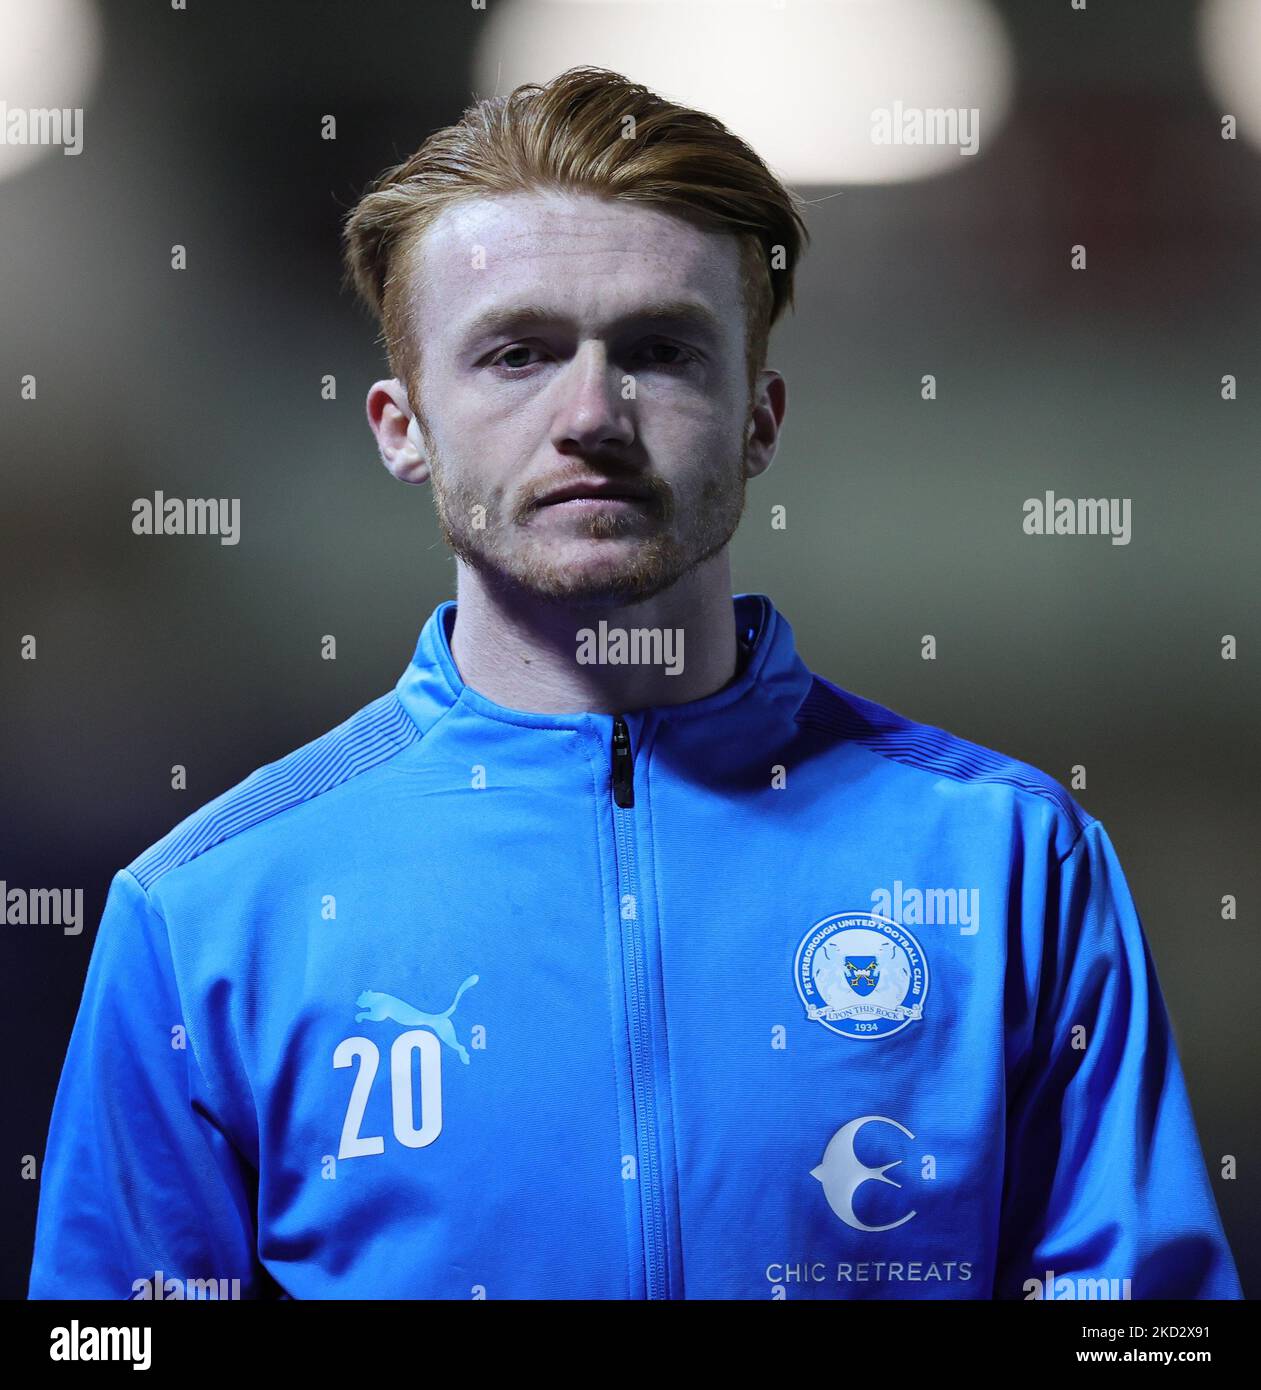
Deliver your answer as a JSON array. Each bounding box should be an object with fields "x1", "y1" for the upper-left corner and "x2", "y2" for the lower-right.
[{"x1": 794, "y1": 911, "x2": 928, "y2": 1040}]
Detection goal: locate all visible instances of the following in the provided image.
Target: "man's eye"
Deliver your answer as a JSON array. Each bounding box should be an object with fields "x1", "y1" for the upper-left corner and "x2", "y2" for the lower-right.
[
  {"x1": 489, "y1": 344, "x2": 541, "y2": 371},
  {"x1": 486, "y1": 341, "x2": 697, "y2": 373},
  {"x1": 640, "y1": 342, "x2": 695, "y2": 368}
]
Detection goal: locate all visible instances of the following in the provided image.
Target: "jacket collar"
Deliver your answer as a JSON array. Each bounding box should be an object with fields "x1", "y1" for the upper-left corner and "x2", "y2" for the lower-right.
[{"x1": 394, "y1": 592, "x2": 814, "y2": 737}]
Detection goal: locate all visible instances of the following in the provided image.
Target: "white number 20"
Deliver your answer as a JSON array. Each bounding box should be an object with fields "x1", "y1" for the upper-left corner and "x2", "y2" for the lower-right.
[{"x1": 333, "y1": 1030, "x2": 443, "y2": 1159}]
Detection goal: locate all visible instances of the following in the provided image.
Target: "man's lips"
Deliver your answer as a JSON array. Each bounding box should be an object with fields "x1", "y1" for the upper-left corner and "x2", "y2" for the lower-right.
[{"x1": 534, "y1": 480, "x2": 655, "y2": 508}]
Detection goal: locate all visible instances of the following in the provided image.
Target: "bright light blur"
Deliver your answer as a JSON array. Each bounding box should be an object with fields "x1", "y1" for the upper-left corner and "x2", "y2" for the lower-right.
[
  {"x1": 0, "y1": 0, "x2": 103, "y2": 181},
  {"x1": 1198, "y1": 0, "x2": 1261, "y2": 156},
  {"x1": 474, "y1": 0, "x2": 1015, "y2": 184}
]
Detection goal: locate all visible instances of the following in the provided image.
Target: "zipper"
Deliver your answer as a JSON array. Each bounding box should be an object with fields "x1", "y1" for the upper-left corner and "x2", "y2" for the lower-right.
[
  {"x1": 611, "y1": 715, "x2": 635, "y2": 808},
  {"x1": 610, "y1": 715, "x2": 668, "y2": 1299}
]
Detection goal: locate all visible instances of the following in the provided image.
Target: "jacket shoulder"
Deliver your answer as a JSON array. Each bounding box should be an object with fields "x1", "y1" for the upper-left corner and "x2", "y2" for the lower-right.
[
  {"x1": 126, "y1": 691, "x2": 419, "y2": 891},
  {"x1": 796, "y1": 674, "x2": 1094, "y2": 848}
]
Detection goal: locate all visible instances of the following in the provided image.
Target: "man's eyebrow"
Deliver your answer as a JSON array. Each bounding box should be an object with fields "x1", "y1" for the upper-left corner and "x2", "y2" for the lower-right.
[{"x1": 455, "y1": 299, "x2": 726, "y2": 348}]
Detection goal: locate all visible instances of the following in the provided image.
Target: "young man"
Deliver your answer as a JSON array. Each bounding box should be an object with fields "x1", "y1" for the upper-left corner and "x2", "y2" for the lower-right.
[{"x1": 29, "y1": 67, "x2": 1242, "y2": 1300}]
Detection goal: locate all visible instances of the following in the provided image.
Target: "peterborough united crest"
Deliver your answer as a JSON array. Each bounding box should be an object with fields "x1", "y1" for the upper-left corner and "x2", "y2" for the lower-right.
[{"x1": 794, "y1": 911, "x2": 928, "y2": 1040}]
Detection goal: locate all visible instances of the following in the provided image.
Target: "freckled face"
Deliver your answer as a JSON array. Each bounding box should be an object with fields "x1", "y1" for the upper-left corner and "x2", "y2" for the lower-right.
[{"x1": 403, "y1": 189, "x2": 754, "y2": 604}]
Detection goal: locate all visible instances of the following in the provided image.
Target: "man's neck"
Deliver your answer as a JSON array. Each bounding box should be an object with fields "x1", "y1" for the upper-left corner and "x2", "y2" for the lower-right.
[{"x1": 447, "y1": 553, "x2": 741, "y2": 714}]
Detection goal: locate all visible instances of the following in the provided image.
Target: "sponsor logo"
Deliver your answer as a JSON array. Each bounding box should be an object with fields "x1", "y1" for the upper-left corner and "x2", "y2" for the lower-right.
[
  {"x1": 355, "y1": 978, "x2": 479, "y2": 1065},
  {"x1": 810, "y1": 1115, "x2": 917, "y2": 1232}
]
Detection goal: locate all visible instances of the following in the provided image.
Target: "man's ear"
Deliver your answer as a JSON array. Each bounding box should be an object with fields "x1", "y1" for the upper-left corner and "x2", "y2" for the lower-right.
[
  {"x1": 366, "y1": 378, "x2": 431, "y2": 484},
  {"x1": 743, "y1": 369, "x2": 787, "y2": 481}
]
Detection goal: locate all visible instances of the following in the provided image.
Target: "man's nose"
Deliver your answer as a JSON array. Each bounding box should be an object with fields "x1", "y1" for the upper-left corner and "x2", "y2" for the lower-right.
[{"x1": 549, "y1": 341, "x2": 636, "y2": 452}]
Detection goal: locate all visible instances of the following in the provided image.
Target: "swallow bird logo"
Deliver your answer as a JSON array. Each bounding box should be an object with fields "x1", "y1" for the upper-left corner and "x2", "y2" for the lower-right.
[{"x1": 811, "y1": 1115, "x2": 917, "y2": 1232}]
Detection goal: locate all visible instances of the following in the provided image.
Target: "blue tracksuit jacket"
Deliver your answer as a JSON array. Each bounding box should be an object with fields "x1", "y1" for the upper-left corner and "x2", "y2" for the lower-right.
[{"x1": 28, "y1": 593, "x2": 1243, "y2": 1299}]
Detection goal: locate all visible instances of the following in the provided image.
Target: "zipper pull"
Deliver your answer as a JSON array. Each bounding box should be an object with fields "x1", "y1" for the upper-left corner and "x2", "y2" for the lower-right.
[{"x1": 611, "y1": 715, "x2": 635, "y2": 808}]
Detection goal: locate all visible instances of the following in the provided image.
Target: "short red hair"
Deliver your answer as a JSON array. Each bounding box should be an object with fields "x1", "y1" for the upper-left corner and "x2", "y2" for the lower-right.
[{"x1": 341, "y1": 65, "x2": 810, "y2": 408}]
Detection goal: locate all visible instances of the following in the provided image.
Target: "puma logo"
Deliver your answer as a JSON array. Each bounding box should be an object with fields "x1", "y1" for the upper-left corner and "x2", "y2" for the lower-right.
[{"x1": 355, "y1": 976, "x2": 479, "y2": 1065}]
